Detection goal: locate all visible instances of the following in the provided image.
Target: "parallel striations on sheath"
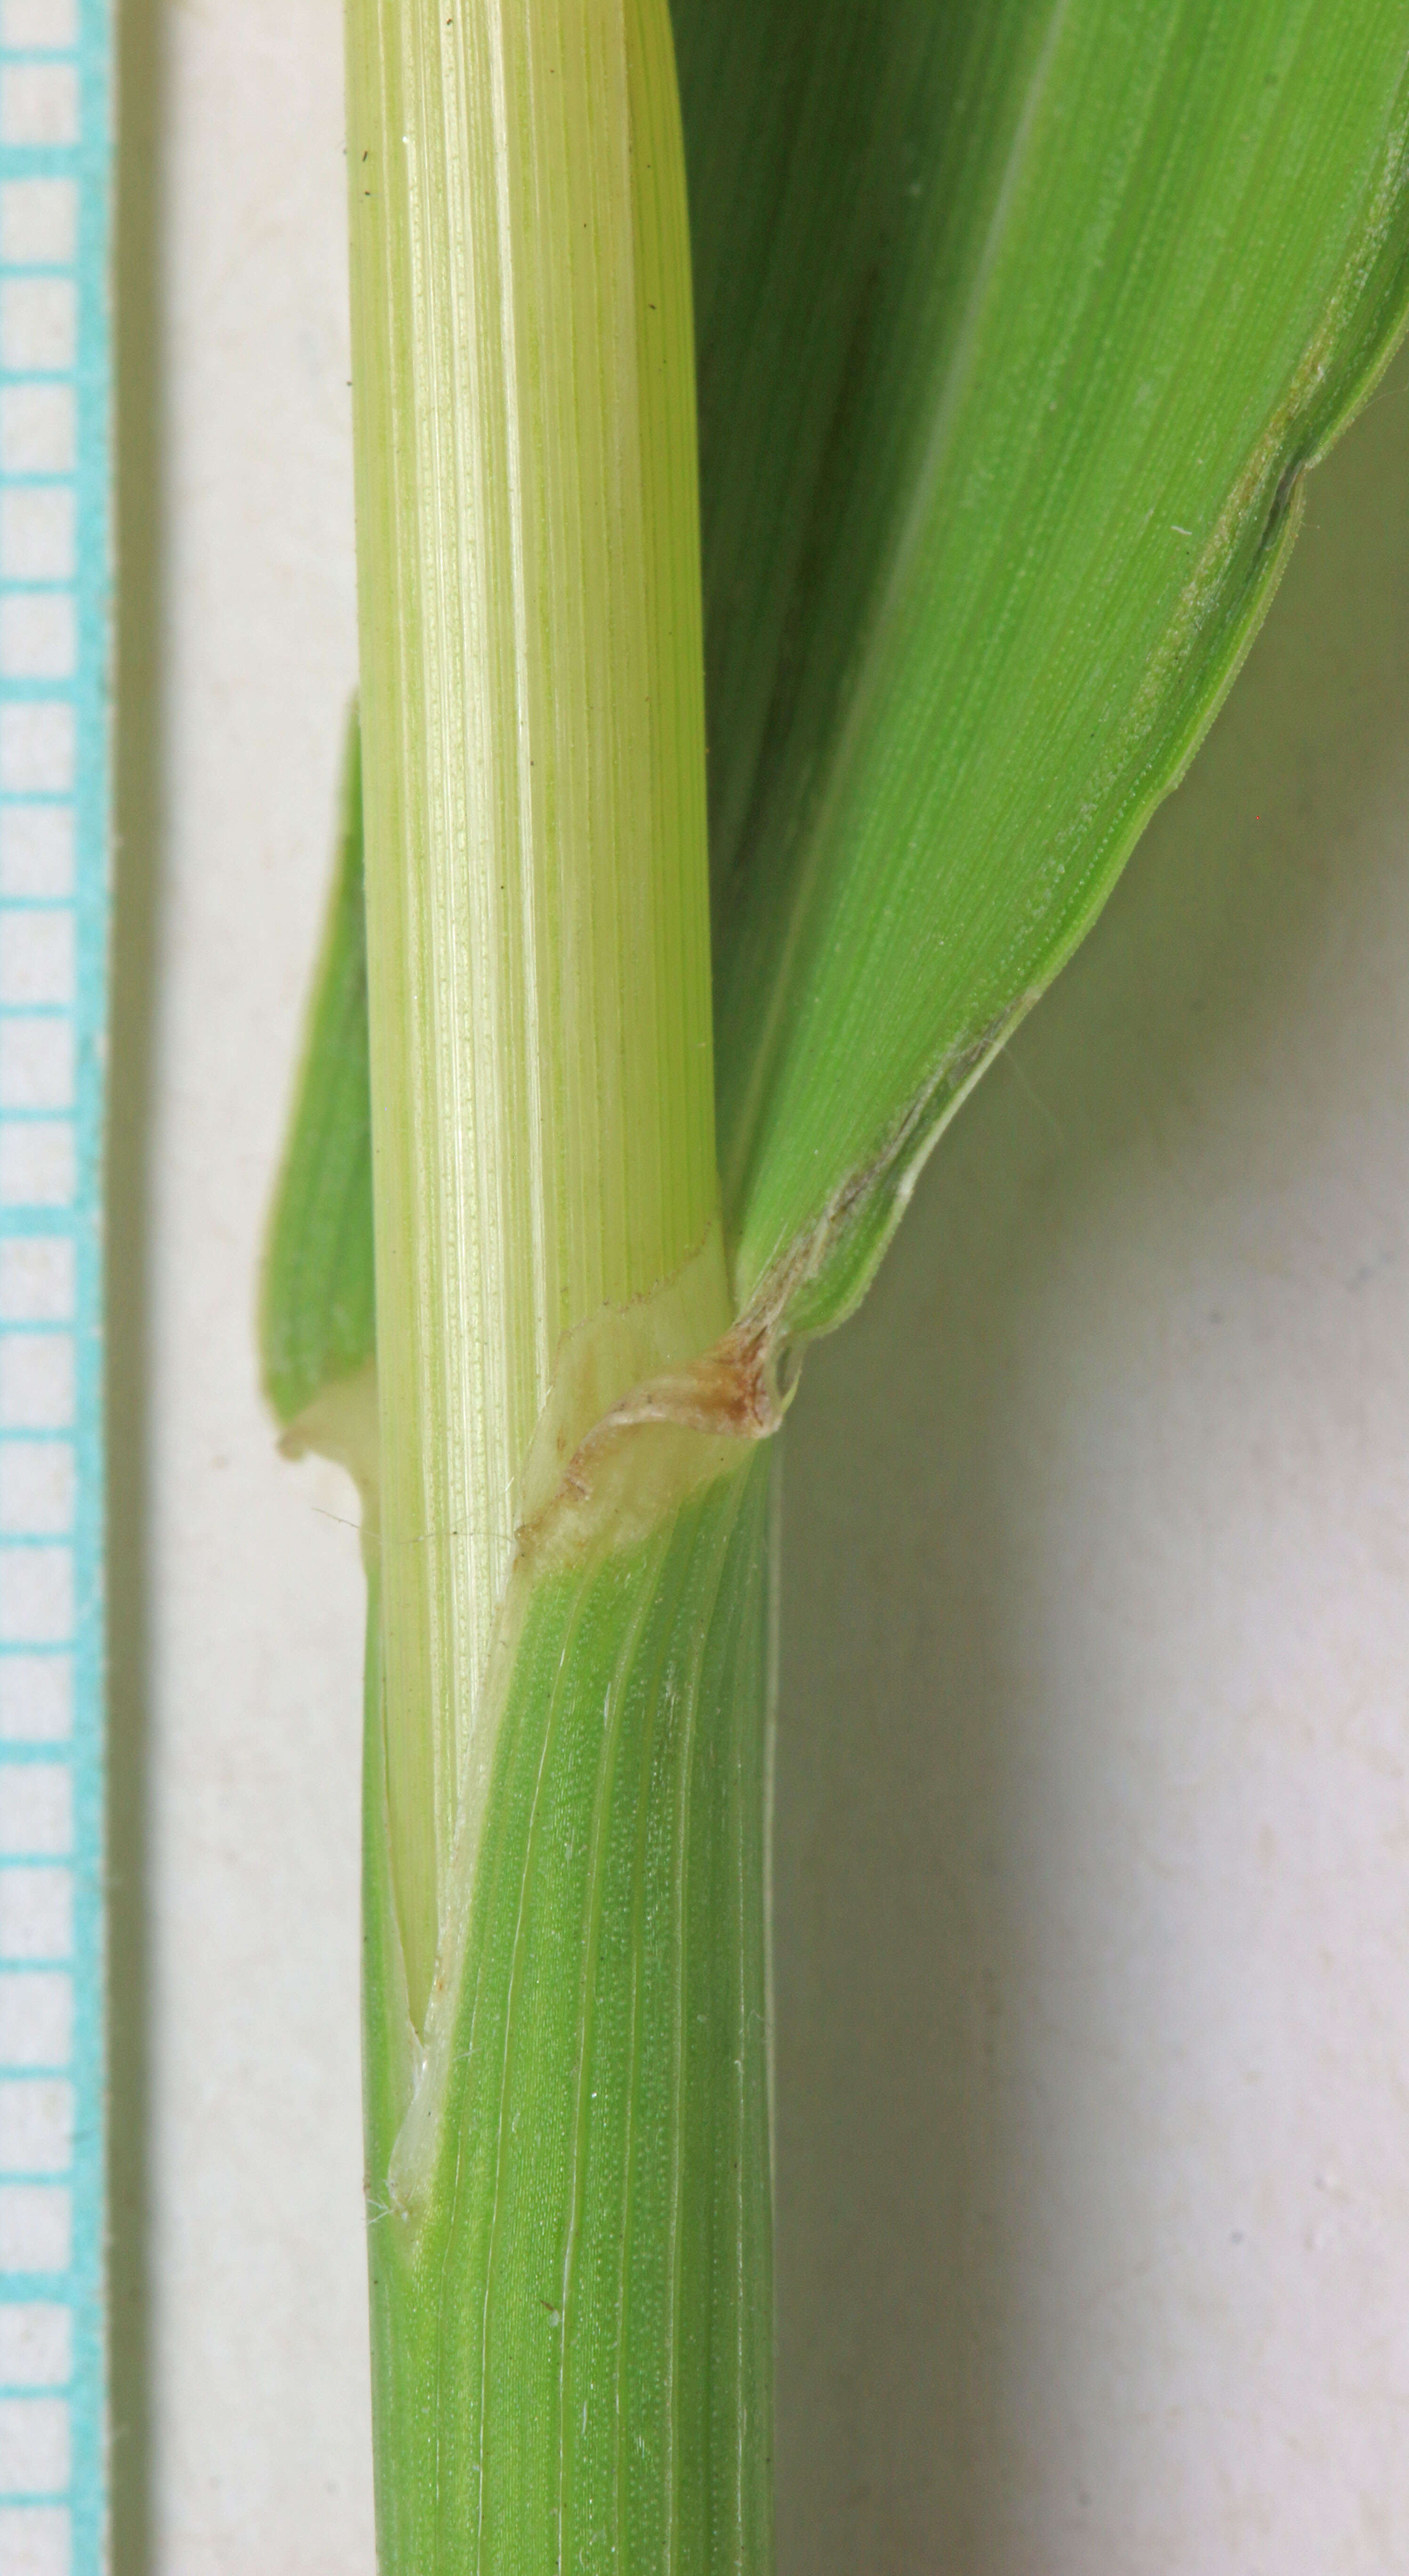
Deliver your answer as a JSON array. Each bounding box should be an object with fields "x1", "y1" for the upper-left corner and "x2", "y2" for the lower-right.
[{"x1": 345, "y1": 0, "x2": 720, "y2": 2018}]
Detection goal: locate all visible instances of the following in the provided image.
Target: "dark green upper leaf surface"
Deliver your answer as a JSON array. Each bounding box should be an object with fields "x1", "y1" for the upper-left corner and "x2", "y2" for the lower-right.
[{"x1": 672, "y1": 0, "x2": 1409, "y2": 1330}]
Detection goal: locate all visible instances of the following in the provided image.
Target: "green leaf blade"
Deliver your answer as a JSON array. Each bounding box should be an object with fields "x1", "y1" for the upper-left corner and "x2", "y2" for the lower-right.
[{"x1": 673, "y1": 0, "x2": 1409, "y2": 1327}]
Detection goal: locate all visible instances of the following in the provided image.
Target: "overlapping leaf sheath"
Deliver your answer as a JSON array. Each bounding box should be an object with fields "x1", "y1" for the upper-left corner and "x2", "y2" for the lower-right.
[
  {"x1": 363, "y1": 1452, "x2": 774, "y2": 2574},
  {"x1": 344, "y1": 0, "x2": 721, "y2": 2028}
]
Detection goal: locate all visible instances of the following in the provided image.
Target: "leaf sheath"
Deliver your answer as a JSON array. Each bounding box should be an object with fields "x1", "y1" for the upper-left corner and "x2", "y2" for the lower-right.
[{"x1": 363, "y1": 1449, "x2": 776, "y2": 2575}]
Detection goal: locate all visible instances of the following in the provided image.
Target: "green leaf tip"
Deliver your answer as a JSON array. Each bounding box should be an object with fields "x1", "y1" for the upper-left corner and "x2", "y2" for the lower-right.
[{"x1": 259, "y1": 709, "x2": 375, "y2": 1432}]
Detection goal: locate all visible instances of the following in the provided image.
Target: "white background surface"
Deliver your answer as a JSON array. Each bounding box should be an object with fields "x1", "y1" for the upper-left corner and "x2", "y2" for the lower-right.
[{"x1": 121, "y1": 2, "x2": 1409, "y2": 2568}]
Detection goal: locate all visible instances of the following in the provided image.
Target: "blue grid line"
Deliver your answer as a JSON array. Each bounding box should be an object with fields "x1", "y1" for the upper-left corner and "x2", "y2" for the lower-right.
[{"x1": 0, "y1": 0, "x2": 106, "y2": 2568}]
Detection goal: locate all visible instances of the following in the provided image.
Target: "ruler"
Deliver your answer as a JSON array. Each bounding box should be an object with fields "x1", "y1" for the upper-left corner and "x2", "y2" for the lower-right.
[{"x1": 0, "y1": 0, "x2": 109, "y2": 2568}]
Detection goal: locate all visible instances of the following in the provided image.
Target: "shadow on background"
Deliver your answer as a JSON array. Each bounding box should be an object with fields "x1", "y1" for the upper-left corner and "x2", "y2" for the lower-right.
[
  {"x1": 109, "y1": 0, "x2": 165, "y2": 2564},
  {"x1": 771, "y1": 352, "x2": 1409, "y2": 2571}
]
